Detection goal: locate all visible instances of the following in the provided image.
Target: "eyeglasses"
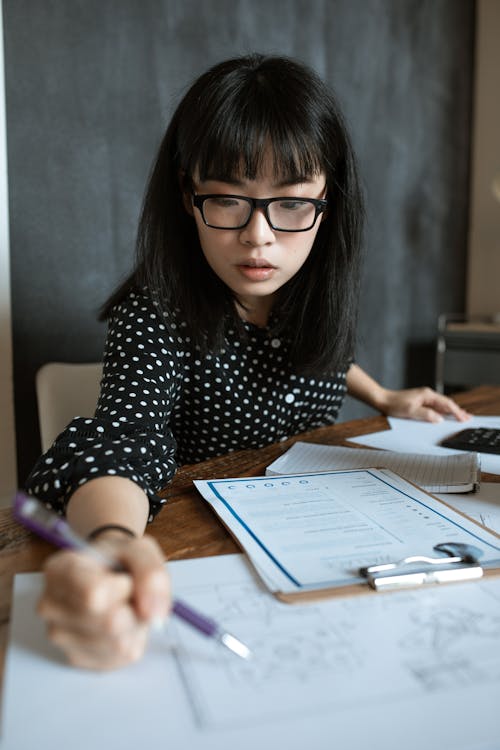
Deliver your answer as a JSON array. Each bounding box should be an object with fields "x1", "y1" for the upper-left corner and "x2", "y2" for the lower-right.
[{"x1": 192, "y1": 194, "x2": 328, "y2": 232}]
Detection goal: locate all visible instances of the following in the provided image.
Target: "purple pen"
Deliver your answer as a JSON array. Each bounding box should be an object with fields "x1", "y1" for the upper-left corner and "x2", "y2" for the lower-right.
[{"x1": 13, "y1": 491, "x2": 252, "y2": 660}]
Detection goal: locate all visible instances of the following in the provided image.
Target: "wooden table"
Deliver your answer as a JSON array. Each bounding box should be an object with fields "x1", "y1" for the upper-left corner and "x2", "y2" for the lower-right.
[{"x1": 1, "y1": 385, "x2": 500, "y2": 695}]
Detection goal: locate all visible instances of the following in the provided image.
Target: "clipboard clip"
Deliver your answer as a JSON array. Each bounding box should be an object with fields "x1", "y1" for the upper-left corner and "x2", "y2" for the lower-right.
[{"x1": 359, "y1": 542, "x2": 483, "y2": 591}]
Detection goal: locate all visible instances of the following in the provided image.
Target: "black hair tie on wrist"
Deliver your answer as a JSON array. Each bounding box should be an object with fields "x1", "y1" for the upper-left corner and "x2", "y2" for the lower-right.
[{"x1": 87, "y1": 524, "x2": 136, "y2": 541}]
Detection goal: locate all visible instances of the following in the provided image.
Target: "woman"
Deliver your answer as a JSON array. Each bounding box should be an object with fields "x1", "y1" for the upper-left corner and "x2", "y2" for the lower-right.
[{"x1": 28, "y1": 53, "x2": 469, "y2": 670}]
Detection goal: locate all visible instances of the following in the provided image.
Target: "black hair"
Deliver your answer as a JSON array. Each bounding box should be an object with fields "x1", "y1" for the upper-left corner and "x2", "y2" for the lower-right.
[{"x1": 100, "y1": 53, "x2": 364, "y2": 373}]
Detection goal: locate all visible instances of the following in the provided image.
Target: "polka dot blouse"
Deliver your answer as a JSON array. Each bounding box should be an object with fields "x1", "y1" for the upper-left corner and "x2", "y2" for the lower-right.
[{"x1": 26, "y1": 289, "x2": 349, "y2": 521}]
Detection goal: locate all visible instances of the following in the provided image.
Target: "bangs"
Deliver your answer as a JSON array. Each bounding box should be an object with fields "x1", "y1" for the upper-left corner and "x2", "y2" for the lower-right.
[{"x1": 195, "y1": 121, "x2": 325, "y2": 184}]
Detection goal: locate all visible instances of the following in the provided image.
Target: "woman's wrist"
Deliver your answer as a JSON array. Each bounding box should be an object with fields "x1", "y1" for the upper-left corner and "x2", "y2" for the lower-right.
[
  {"x1": 346, "y1": 364, "x2": 392, "y2": 413},
  {"x1": 87, "y1": 524, "x2": 137, "y2": 542},
  {"x1": 369, "y1": 385, "x2": 394, "y2": 414}
]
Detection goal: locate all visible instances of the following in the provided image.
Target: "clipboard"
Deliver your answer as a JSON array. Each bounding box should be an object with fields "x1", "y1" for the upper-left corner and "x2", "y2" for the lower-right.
[
  {"x1": 193, "y1": 467, "x2": 500, "y2": 603},
  {"x1": 277, "y1": 478, "x2": 497, "y2": 604}
]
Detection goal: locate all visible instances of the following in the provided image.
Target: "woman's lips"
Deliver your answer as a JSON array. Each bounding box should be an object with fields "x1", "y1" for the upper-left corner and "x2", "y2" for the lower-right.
[{"x1": 236, "y1": 259, "x2": 277, "y2": 281}]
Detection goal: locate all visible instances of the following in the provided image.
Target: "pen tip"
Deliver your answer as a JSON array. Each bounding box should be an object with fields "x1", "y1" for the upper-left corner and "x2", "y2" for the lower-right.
[{"x1": 220, "y1": 632, "x2": 252, "y2": 660}]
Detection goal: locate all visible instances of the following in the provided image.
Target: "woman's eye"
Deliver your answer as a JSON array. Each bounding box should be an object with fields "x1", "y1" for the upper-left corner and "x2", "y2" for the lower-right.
[
  {"x1": 212, "y1": 197, "x2": 240, "y2": 208},
  {"x1": 279, "y1": 200, "x2": 309, "y2": 211}
]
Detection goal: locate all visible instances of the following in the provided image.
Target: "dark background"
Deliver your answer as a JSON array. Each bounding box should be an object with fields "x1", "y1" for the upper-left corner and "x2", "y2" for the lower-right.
[{"x1": 4, "y1": 0, "x2": 475, "y2": 481}]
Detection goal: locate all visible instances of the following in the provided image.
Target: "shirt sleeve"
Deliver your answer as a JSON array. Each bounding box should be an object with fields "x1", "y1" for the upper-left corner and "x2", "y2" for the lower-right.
[{"x1": 24, "y1": 290, "x2": 182, "y2": 521}]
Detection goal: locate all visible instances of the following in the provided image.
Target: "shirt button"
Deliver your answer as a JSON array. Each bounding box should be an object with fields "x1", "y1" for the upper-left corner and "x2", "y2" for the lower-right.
[
  {"x1": 285, "y1": 393, "x2": 295, "y2": 404},
  {"x1": 270, "y1": 338, "x2": 281, "y2": 349}
]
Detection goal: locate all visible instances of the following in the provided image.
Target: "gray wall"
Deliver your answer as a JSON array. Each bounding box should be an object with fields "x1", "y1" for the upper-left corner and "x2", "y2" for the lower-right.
[{"x1": 4, "y1": 0, "x2": 475, "y2": 481}]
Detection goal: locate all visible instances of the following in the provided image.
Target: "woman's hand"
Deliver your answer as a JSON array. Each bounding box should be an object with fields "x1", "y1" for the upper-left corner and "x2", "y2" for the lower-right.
[
  {"x1": 346, "y1": 364, "x2": 472, "y2": 423},
  {"x1": 37, "y1": 533, "x2": 170, "y2": 670},
  {"x1": 376, "y1": 386, "x2": 472, "y2": 423}
]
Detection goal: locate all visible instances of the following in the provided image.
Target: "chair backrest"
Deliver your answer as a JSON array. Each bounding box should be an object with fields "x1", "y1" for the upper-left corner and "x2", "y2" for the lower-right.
[
  {"x1": 435, "y1": 313, "x2": 500, "y2": 393},
  {"x1": 36, "y1": 362, "x2": 103, "y2": 452}
]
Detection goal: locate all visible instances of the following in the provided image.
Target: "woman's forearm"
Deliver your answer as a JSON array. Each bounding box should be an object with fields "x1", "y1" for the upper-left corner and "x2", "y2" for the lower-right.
[{"x1": 66, "y1": 476, "x2": 150, "y2": 538}]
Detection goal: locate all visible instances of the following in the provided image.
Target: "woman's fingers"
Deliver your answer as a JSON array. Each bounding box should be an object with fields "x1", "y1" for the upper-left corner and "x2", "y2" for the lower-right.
[
  {"x1": 382, "y1": 386, "x2": 473, "y2": 423},
  {"x1": 37, "y1": 592, "x2": 137, "y2": 638},
  {"x1": 42, "y1": 550, "x2": 133, "y2": 614},
  {"x1": 111, "y1": 535, "x2": 171, "y2": 622},
  {"x1": 416, "y1": 388, "x2": 471, "y2": 422},
  {"x1": 47, "y1": 617, "x2": 149, "y2": 671}
]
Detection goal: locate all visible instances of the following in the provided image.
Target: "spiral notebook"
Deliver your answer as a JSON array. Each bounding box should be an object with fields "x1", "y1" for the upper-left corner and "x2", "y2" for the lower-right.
[{"x1": 265, "y1": 441, "x2": 480, "y2": 493}]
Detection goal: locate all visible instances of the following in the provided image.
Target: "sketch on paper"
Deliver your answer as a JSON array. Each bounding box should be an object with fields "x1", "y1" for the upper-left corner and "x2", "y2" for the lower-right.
[
  {"x1": 399, "y1": 605, "x2": 500, "y2": 691},
  {"x1": 170, "y1": 577, "x2": 500, "y2": 729}
]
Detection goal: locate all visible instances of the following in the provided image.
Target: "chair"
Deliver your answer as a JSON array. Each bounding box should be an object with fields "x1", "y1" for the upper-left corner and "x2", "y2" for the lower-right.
[
  {"x1": 435, "y1": 313, "x2": 500, "y2": 393},
  {"x1": 36, "y1": 362, "x2": 103, "y2": 452}
]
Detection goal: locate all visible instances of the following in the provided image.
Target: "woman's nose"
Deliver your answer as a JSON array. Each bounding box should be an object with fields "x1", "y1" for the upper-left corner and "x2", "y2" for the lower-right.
[{"x1": 239, "y1": 207, "x2": 276, "y2": 246}]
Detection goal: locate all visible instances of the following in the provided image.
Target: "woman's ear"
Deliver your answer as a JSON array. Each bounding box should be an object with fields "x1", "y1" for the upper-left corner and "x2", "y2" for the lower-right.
[
  {"x1": 182, "y1": 191, "x2": 194, "y2": 216},
  {"x1": 178, "y1": 171, "x2": 194, "y2": 216}
]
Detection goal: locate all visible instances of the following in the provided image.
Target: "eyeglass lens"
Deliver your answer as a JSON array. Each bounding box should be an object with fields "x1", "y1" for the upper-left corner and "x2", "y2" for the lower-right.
[{"x1": 202, "y1": 197, "x2": 319, "y2": 230}]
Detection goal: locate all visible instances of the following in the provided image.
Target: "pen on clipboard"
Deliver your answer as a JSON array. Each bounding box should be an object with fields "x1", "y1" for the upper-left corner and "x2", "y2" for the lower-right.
[{"x1": 13, "y1": 491, "x2": 252, "y2": 660}]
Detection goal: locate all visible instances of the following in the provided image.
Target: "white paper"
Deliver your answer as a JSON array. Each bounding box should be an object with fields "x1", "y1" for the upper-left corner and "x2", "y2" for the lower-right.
[
  {"x1": 194, "y1": 469, "x2": 500, "y2": 594},
  {"x1": 3, "y1": 554, "x2": 500, "y2": 750},
  {"x1": 347, "y1": 415, "x2": 500, "y2": 475},
  {"x1": 435, "y1": 482, "x2": 500, "y2": 534},
  {"x1": 266, "y1": 441, "x2": 479, "y2": 492}
]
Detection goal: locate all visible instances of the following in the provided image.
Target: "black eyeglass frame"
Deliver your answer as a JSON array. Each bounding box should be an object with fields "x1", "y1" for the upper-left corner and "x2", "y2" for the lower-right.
[{"x1": 191, "y1": 193, "x2": 328, "y2": 232}]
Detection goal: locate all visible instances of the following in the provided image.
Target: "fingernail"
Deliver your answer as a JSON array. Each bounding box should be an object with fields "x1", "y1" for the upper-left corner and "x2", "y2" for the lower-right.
[
  {"x1": 150, "y1": 615, "x2": 167, "y2": 632},
  {"x1": 141, "y1": 591, "x2": 168, "y2": 625}
]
